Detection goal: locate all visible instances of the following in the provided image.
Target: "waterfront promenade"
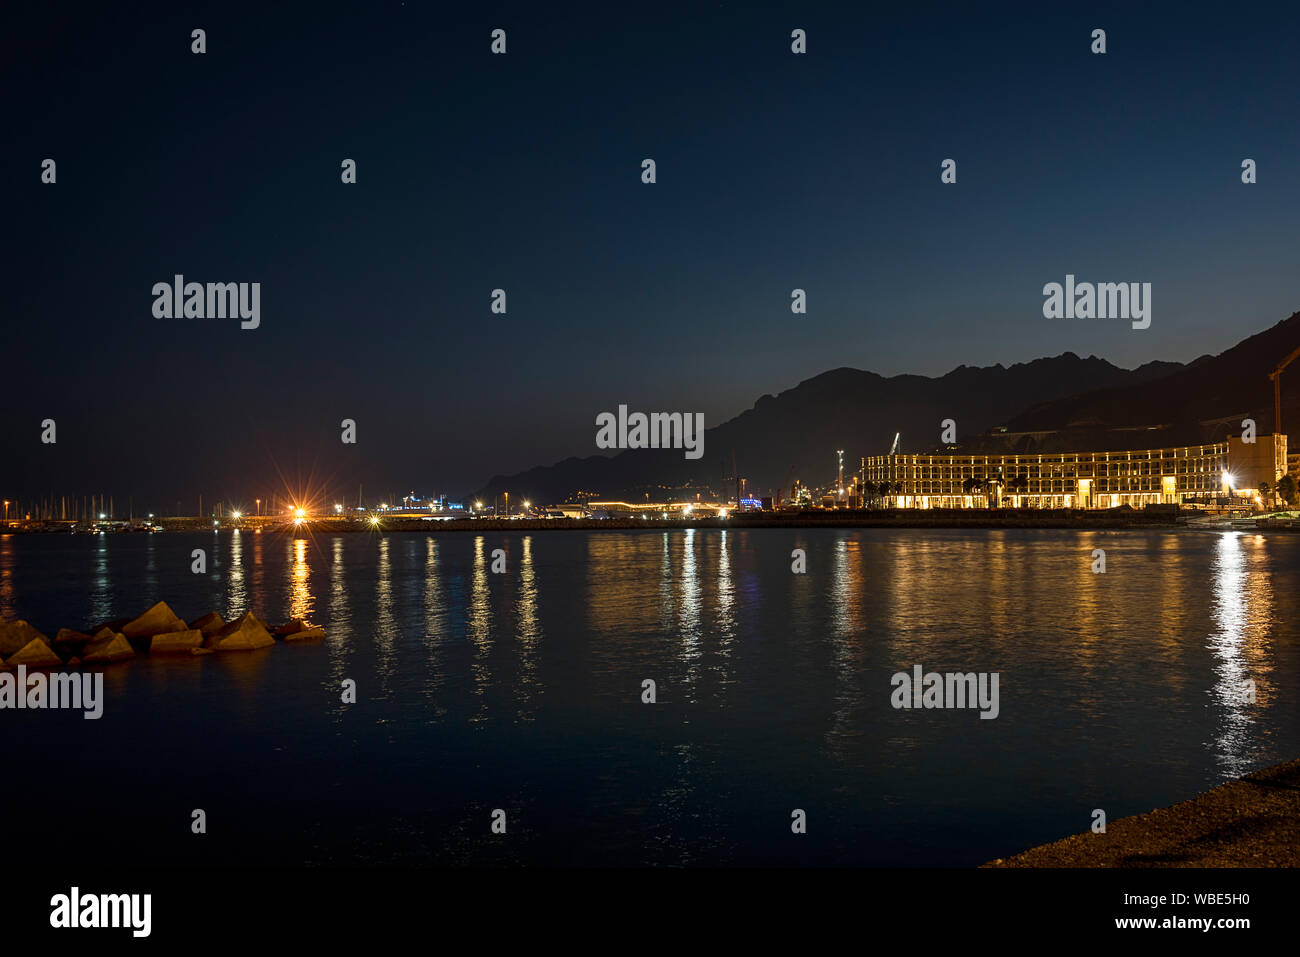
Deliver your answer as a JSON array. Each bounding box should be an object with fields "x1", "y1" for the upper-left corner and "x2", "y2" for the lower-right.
[{"x1": 2, "y1": 508, "x2": 1235, "y2": 534}]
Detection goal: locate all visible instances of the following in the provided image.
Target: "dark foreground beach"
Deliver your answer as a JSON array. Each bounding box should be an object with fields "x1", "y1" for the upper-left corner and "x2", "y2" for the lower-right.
[{"x1": 985, "y1": 758, "x2": 1300, "y2": 867}]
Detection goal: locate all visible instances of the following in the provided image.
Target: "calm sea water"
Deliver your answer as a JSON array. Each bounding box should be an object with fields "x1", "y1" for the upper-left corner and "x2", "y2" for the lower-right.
[{"x1": 2, "y1": 527, "x2": 1297, "y2": 867}]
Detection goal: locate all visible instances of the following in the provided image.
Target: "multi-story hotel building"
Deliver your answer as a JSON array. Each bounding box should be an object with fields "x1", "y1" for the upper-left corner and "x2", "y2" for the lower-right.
[{"x1": 862, "y1": 435, "x2": 1286, "y2": 509}]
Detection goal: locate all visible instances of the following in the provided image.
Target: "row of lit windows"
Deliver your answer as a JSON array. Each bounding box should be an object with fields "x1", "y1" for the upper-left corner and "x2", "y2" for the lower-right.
[
  {"x1": 867, "y1": 445, "x2": 1227, "y2": 467},
  {"x1": 867, "y1": 458, "x2": 1223, "y2": 474},
  {"x1": 866, "y1": 467, "x2": 1223, "y2": 481},
  {"x1": 877, "y1": 475, "x2": 1224, "y2": 494},
  {"x1": 867, "y1": 460, "x2": 1223, "y2": 481}
]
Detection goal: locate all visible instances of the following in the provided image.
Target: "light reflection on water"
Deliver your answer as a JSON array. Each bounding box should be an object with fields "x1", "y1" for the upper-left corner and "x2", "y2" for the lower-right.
[
  {"x1": 289, "y1": 538, "x2": 313, "y2": 624},
  {"x1": 374, "y1": 536, "x2": 396, "y2": 693},
  {"x1": 227, "y1": 529, "x2": 245, "y2": 617},
  {"x1": 515, "y1": 535, "x2": 540, "y2": 721},
  {"x1": 677, "y1": 527, "x2": 703, "y2": 697},
  {"x1": 1208, "y1": 533, "x2": 1275, "y2": 779},
  {"x1": 2, "y1": 527, "x2": 1298, "y2": 867},
  {"x1": 420, "y1": 537, "x2": 447, "y2": 714},
  {"x1": 468, "y1": 535, "x2": 492, "y2": 718},
  {"x1": 0, "y1": 535, "x2": 16, "y2": 619}
]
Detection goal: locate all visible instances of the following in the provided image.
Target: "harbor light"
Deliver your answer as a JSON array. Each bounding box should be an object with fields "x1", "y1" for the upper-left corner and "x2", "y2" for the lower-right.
[
  {"x1": 370, "y1": 514, "x2": 381, "y2": 526},
  {"x1": 294, "y1": 507, "x2": 306, "y2": 519},
  {"x1": 99, "y1": 513, "x2": 105, "y2": 520},
  {"x1": 232, "y1": 511, "x2": 242, "y2": 520},
  {"x1": 1222, "y1": 470, "x2": 1236, "y2": 490}
]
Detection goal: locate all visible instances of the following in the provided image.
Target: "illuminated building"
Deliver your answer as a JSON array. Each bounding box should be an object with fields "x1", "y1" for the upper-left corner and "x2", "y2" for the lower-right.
[{"x1": 860, "y1": 439, "x2": 1287, "y2": 508}]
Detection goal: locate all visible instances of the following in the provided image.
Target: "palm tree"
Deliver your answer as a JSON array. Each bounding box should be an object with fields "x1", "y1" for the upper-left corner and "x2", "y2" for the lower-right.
[
  {"x1": 1259, "y1": 481, "x2": 1272, "y2": 511},
  {"x1": 1009, "y1": 474, "x2": 1029, "y2": 506},
  {"x1": 1278, "y1": 474, "x2": 1298, "y2": 508}
]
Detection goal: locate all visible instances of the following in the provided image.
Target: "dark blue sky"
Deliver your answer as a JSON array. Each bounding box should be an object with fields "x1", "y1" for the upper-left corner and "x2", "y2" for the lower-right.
[{"x1": 4, "y1": 1, "x2": 1298, "y2": 506}]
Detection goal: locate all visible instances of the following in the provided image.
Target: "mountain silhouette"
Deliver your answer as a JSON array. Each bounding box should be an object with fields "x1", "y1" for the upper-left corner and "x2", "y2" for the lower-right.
[
  {"x1": 995, "y1": 311, "x2": 1300, "y2": 451},
  {"x1": 474, "y1": 309, "x2": 1300, "y2": 504},
  {"x1": 472, "y1": 353, "x2": 1189, "y2": 504}
]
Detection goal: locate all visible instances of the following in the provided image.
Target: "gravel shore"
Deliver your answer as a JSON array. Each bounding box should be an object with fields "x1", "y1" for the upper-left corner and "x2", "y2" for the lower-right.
[{"x1": 984, "y1": 758, "x2": 1300, "y2": 867}]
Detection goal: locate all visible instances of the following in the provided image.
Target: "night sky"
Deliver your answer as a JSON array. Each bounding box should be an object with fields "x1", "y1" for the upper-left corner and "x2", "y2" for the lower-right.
[{"x1": 4, "y1": 1, "x2": 1298, "y2": 506}]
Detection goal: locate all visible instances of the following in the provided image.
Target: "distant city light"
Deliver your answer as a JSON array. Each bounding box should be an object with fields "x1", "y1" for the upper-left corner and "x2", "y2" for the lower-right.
[
  {"x1": 294, "y1": 507, "x2": 306, "y2": 519},
  {"x1": 99, "y1": 513, "x2": 105, "y2": 520},
  {"x1": 370, "y1": 515, "x2": 381, "y2": 526},
  {"x1": 232, "y1": 511, "x2": 242, "y2": 520}
]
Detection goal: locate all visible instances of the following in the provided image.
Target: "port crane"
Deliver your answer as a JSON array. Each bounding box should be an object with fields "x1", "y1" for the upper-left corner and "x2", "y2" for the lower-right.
[{"x1": 1270, "y1": 344, "x2": 1300, "y2": 435}]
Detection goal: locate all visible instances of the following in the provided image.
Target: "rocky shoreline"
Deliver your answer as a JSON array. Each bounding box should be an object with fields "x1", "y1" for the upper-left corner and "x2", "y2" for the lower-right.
[
  {"x1": 0, "y1": 601, "x2": 325, "y2": 671},
  {"x1": 984, "y1": 758, "x2": 1300, "y2": 867}
]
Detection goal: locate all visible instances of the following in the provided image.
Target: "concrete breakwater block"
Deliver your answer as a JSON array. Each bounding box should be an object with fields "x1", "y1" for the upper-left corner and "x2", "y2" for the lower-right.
[
  {"x1": 188, "y1": 612, "x2": 225, "y2": 637},
  {"x1": 82, "y1": 631, "x2": 135, "y2": 663},
  {"x1": 5, "y1": 637, "x2": 64, "y2": 668},
  {"x1": 52, "y1": 628, "x2": 92, "y2": 657},
  {"x1": 0, "y1": 620, "x2": 48, "y2": 658},
  {"x1": 149, "y1": 629, "x2": 204, "y2": 654},
  {"x1": 276, "y1": 619, "x2": 327, "y2": 641},
  {"x1": 121, "y1": 601, "x2": 188, "y2": 639},
  {"x1": 210, "y1": 613, "x2": 275, "y2": 651}
]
